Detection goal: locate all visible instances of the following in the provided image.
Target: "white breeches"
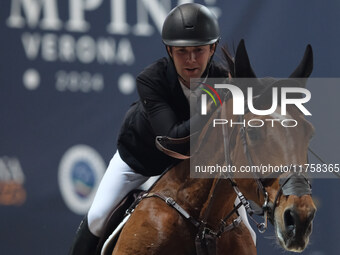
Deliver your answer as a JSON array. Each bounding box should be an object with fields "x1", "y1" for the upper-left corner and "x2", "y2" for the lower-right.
[
  {"x1": 87, "y1": 150, "x2": 256, "y2": 245},
  {"x1": 87, "y1": 150, "x2": 149, "y2": 237}
]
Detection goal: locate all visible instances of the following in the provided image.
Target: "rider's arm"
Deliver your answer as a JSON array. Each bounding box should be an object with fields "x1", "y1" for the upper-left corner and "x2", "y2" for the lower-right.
[{"x1": 137, "y1": 74, "x2": 191, "y2": 138}]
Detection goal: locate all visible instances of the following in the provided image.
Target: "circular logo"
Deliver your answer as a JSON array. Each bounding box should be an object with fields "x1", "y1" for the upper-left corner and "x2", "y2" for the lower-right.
[{"x1": 58, "y1": 145, "x2": 106, "y2": 214}]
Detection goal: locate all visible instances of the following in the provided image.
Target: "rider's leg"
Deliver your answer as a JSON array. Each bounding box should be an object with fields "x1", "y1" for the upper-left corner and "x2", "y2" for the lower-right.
[
  {"x1": 69, "y1": 150, "x2": 149, "y2": 254},
  {"x1": 68, "y1": 215, "x2": 99, "y2": 255},
  {"x1": 88, "y1": 150, "x2": 149, "y2": 236}
]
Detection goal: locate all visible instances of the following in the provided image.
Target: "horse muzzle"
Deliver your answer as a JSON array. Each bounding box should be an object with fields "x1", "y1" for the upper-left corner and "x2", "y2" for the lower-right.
[{"x1": 276, "y1": 206, "x2": 316, "y2": 252}]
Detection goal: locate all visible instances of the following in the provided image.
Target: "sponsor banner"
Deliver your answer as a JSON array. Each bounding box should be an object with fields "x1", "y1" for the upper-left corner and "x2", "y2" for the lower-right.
[
  {"x1": 0, "y1": 156, "x2": 26, "y2": 206},
  {"x1": 0, "y1": 0, "x2": 339, "y2": 255}
]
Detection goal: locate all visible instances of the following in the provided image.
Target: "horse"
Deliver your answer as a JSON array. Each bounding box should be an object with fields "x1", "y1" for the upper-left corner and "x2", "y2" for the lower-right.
[{"x1": 105, "y1": 40, "x2": 316, "y2": 255}]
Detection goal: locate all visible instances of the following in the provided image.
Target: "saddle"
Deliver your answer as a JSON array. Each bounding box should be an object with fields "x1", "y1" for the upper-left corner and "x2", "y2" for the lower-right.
[{"x1": 96, "y1": 189, "x2": 145, "y2": 255}]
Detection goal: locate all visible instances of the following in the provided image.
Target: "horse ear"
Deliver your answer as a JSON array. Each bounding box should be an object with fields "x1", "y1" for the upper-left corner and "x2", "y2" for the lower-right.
[
  {"x1": 221, "y1": 46, "x2": 235, "y2": 77},
  {"x1": 234, "y1": 39, "x2": 257, "y2": 78},
  {"x1": 289, "y1": 45, "x2": 313, "y2": 80}
]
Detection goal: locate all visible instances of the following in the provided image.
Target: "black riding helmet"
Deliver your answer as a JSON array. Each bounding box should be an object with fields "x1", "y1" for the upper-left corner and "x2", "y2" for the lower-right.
[
  {"x1": 162, "y1": 3, "x2": 220, "y2": 47},
  {"x1": 162, "y1": 3, "x2": 221, "y2": 80}
]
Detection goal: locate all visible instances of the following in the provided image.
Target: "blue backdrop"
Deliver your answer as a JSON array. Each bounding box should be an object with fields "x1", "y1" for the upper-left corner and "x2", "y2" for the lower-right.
[{"x1": 1, "y1": 0, "x2": 339, "y2": 254}]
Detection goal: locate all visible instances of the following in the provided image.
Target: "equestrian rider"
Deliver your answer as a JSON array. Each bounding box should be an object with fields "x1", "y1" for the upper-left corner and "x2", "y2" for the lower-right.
[{"x1": 69, "y1": 3, "x2": 255, "y2": 254}]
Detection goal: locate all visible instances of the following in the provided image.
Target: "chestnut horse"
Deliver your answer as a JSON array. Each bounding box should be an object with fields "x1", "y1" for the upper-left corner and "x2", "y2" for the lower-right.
[{"x1": 106, "y1": 41, "x2": 316, "y2": 255}]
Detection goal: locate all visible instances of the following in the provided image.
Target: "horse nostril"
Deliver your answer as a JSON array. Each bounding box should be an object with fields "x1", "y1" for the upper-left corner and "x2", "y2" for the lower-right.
[
  {"x1": 284, "y1": 209, "x2": 296, "y2": 235},
  {"x1": 306, "y1": 222, "x2": 312, "y2": 234},
  {"x1": 308, "y1": 209, "x2": 316, "y2": 222}
]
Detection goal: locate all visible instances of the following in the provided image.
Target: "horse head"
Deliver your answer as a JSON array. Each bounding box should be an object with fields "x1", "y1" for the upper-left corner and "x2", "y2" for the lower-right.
[{"x1": 223, "y1": 40, "x2": 316, "y2": 252}]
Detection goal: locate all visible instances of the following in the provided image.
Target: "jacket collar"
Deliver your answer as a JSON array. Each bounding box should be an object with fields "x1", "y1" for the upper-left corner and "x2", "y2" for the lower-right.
[{"x1": 166, "y1": 58, "x2": 190, "y2": 117}]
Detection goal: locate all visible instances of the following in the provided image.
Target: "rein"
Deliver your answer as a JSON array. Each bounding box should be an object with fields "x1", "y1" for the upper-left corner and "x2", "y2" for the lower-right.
[{"x1": 220, "y1": 113, "x2": 269, "y2": 233}]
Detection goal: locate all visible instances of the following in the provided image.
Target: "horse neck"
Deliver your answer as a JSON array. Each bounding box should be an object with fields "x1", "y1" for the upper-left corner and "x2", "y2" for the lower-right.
[
  {"x1": 153, "y1": 160, "x2": 216, "y2": 219},
  {"x1": 200, "y1": 178, "x2": 237, "y2": 228}
]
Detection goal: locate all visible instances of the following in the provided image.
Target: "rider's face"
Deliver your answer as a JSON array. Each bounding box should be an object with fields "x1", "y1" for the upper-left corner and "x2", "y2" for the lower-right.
[{"x1": 168, "y1": 45, "x2": 215, "y2": 88}]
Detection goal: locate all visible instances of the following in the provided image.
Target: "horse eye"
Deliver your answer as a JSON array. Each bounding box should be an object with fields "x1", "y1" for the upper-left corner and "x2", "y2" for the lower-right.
[
  {"x1": 261, "y1": 178, "x2": 276, "y2": 187},
  {"x1": 246, "y1": 127, "x2": 260, "y2": 141}
]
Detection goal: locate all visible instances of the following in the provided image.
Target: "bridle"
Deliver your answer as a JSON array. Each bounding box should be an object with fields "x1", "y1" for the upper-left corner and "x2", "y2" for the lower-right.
[
  {"x1": 148, "y1": 101, "x2": 314, "y2": 255},
  {"x1": 220, "y1": 108, "x2": 313, "y2": 233}
]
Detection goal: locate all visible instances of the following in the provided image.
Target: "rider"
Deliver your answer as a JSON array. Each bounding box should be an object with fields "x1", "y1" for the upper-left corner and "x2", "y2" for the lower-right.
[{"x1": 69, "y1": 3, "x2": 255, "y2": 254}]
